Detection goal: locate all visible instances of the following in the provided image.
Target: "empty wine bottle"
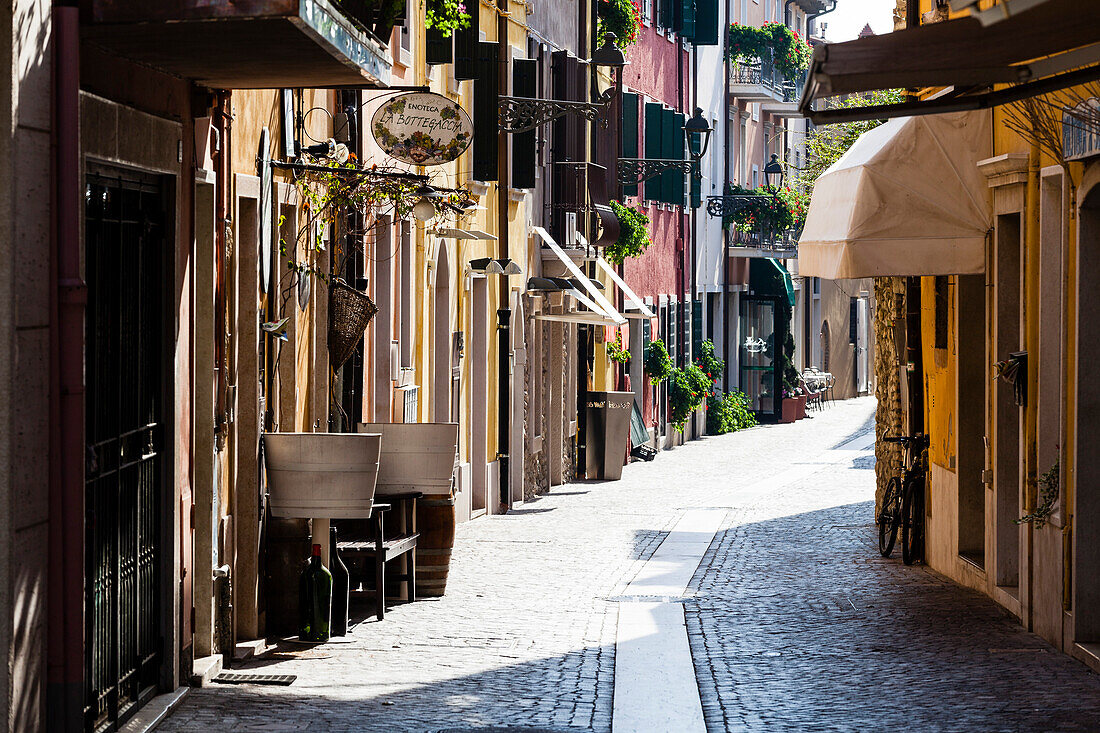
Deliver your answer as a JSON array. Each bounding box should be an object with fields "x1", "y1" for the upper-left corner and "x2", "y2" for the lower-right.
[
  {"x1": 298, "y1": 543, "x2": 332, "y2": 642},
  {"x1": 330, "y1": 526, "x2": 350, "y2": 637}
]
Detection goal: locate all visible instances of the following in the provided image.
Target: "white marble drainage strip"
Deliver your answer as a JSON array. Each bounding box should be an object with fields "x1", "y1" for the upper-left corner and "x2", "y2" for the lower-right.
[
  {"x1": 612, "y1": 508, "x2": 725, "y2": 733},
  {"x1": 611, "y1": 432, "x2": 875, "y2": 732}
]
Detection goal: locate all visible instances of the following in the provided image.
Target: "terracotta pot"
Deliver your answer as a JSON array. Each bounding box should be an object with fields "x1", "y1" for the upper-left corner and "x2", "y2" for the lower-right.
[
  {"x1": 796, "y1": 394, "x2": 807, "y2": 420},
  {"x1": 780, "y1": 398, "x2": 799, "y2": 424}
]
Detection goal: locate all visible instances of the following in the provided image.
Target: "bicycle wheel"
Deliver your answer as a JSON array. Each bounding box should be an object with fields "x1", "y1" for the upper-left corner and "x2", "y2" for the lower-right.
[
  {"x1": 901, "y1": 475, "x2": 924, "y2": 565},
  {"x1": 878, "y1": 476, "x2": 902, "y2": 557}
]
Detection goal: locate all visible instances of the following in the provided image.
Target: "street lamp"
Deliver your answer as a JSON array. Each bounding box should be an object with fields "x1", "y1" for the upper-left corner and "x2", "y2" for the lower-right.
[
  {"x1": 763, "y1": 153, "x2": 784, "y2": 191},
  {"x1": 684, "y1": 108, "x2": 712, "y2": 164},
  {"x1": 498, "y1": 33, "x2": 628, "y2": 135}
]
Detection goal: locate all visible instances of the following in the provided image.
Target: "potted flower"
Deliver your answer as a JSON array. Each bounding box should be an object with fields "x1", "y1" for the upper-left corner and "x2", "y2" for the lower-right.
[
  {"x1": 606, "y1": 201, "x2": 652, "y2": 265},
  {"x1": 606, "y1": 332, "x2": 631, "y2": 364},
  {"x1": 597, "y1": 0, "x2": 641, "y2": 48},
  {"x1": 644, "y1": 339, "x2": 674, "y2": 384},
  {"x1": 425, "y1": 0, "x2": 471, "y2": 37}
]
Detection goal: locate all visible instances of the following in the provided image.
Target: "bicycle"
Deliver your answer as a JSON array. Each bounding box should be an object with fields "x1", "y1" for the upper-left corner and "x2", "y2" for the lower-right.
[{"x1": 878, "y1": 433, "x2": 929, "y2": 565}]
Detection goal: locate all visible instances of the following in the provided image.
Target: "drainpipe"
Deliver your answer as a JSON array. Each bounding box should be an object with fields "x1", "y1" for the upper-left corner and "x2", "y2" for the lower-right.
[
  {"x1": 496, "y1": 0, "x2": 510, "y2": 510},
  {"x1": 723, "y1": 0, "x2": 731, "y2": 390},
  {"x1": 49, "y1": 5, "x2": 86, "y2": 730},
  {"x1": 1024, "y1": 141, "x2": 1040, "y2": 624}
]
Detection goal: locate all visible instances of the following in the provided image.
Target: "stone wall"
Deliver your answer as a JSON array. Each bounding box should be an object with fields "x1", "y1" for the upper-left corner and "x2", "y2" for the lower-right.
[{"x1": 874, "y1": 277, "x2": 906, "y2": 508}]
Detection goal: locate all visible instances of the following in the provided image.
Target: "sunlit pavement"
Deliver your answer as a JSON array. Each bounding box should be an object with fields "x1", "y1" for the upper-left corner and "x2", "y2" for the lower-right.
[{"x1": 159, "y1": 397, "x2": 1100, "y2": 732}]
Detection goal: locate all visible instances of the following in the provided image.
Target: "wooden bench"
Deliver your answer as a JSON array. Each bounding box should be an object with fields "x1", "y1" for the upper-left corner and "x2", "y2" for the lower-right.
[{"x1": 336, "y1": 491, "x2": 421, "y2": 620}]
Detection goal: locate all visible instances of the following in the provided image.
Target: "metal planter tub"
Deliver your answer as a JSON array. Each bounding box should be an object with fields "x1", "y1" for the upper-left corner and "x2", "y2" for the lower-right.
[{"x1": 263, "y1": 432, "x2": 382, "y2": 518}]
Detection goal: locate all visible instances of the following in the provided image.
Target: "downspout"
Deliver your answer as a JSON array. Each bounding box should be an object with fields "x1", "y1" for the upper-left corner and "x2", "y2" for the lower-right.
[
  {"x1": 49, "y1": 5, "x2": 86, "y2": 730},
  {"x1": 496, "y1": 0, "x2": 510, "y2": 509},
  {"x1": 678, "y1": 17, "x2": 687, "y2": 369},
  {"x1": 690, "y1": 41, "x2": 698, "y2": 372},
  {"x1": 723, "y1": 0, "x2": 731, "y2": 389},
  {"x1": 1024, "y1": 141, "x2": 1040, "y2": 624}
]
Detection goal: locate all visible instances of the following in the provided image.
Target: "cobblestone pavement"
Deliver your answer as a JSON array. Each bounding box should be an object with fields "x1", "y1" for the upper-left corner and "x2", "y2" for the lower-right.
[{"x1": 160, "y1": 398, "x2": 1100, "y2": 732}]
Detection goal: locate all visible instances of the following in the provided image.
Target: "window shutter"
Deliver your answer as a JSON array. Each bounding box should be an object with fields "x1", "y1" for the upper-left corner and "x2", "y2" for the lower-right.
[
  {"x1": 659, "y1": 0, "x2": 674, "y2": 29},
  {"x1": 473, "y1": 42, "x2": 499, "y2": 182},
  {"x1": 511, "y1": 59, "x2": 537, "y2": 189},
  {"x1": 644, "y1": 102, "x2": 664, "y2": 203},
  {"x1": 661, "y1": 107, "x2": 677, "y2": 205},
  {"x1": 673, "y1": 111, "x2": 686, "y2": 206},
  {"x1": 680, "y1": 0, "x2": 696, "y2": 39},
  {"x1": 453, "y1": 0, "x2": 480, "y2": 80},
  {"x1": 426, "y1": 28, "x2": 453, "y2": 65},
  {"x1": 693, "y1": 300, "x2": 703, "y2": 358},
  {"x1": 622, "y1": 92, "x2": 639, "y2": 197},
  {"x1": 692, "y1": 0, "x2": 719, "y2": 45}
]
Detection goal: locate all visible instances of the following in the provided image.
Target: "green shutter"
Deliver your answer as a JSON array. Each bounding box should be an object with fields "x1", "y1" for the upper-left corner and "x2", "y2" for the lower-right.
[
  {"x1": 473, "y1": 42, "x2": 499, "y2": 182},
  {"x1": 690, "y1": 171, "x2": 701, "y2": 209},
  {"x1": 622, "y1": 92, "x2": 639, "y2": 197},
  {"x1": 661, "y1": 108, "x2": 676, "y2": 205},
  {"x1": 659, "y1": 0, "x2": 674, "y2": 29},
  {"x1": 692, "y1": 0, "x2": 719, "y2": 45},
  {"x1": 511, "y1": 59, "x2": 537, "y2": 189},
  {"x1": 426, "y1": 27, "x2": 453, "y2": 65},
  {"x1": 454, "y1": 0, "x2": 480, "y2": 80},
  {"x1": 644, "y1": 102, "x2": 664, "y2": 202},
  {"x1": 673, "y1": 112, "x2": 686, "y2": 206},
  {"x1": 693, "y1": 300, "x2": 703, "y2": 358},
  {"x1": 680, "y1": 0, "x2": 696, "y2": 39}
]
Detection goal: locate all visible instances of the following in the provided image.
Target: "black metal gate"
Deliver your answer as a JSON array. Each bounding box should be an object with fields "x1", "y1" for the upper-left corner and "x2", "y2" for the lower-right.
[{"x1": 84, "y1": 171, "x2": 166, "y2": 732}]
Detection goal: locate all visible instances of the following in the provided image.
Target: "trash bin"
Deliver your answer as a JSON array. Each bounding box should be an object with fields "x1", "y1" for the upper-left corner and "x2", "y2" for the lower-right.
[{"x1": 584, "y1": 391, "x2": 635, "y2": 480}]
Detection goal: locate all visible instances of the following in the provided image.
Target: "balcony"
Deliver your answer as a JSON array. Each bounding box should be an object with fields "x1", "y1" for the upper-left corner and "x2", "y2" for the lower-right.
[
  {"x1": 761, "y1": 70, "x2": 808, "y2": 118},
  {"x1": 727, "y1": 226, "x2": 799, "y2": 259},
  {"x1": 81, "y1": 0, "x2": 395, "y2": 89},
  {"x1": 729, "y1": 57, "x2": 786, "y2": 102}
]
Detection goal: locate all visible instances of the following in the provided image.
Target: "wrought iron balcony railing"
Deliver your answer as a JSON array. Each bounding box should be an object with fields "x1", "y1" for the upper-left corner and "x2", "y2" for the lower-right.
[{"x1": 729, "y1": 226, "x2": 800, "y2": 256}]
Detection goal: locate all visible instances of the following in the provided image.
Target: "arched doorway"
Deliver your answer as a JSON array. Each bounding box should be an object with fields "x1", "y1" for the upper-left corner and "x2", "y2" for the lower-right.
[
  {"x1": 432, "y1": 239, "x2": 451, "y2": 423},
  {"x1": 1075, "y1": 177, "x2": 1100, "y2": 643}
]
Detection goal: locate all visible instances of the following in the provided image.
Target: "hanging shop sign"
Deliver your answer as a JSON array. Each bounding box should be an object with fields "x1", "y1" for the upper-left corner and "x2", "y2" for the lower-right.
[
  {"x1": 1064, "y1": 98, "x2": 1100, "y2": 162},
  {"x1": 371, "y1": 92, "x2": 473, "y2": 166}
]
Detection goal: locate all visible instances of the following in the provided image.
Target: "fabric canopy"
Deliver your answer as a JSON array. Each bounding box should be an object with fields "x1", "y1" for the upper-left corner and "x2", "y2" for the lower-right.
[
  {"x1": 749, "y1": 258, "x2": 796, "y2": 307},
  {"x1": 797, "y1": 111, "x2": 991, "y2": 280}
]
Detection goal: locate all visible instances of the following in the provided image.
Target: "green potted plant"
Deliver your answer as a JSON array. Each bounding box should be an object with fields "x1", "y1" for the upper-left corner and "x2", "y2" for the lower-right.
[
  {"x1": 762, "y1": 21, "x2": 812, "y2": 80},
  {"x1": 607, "y1": 201, "x2": 652, "y2": 265},
  {"x1": 726, "y1": 23, "x2": 770, "y2": 65},
  {"x1": 668, "y1": 364, "x2": 711, "y2": 432}
]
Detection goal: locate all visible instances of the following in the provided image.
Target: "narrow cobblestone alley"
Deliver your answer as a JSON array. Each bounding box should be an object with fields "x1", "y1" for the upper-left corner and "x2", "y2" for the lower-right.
[{"x1": 158, "y1": 399, "x2": 1100, "y2": 732}]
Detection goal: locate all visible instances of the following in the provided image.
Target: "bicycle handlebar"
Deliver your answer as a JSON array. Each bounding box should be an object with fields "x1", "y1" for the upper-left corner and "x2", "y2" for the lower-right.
[{"x1": 883, "y1": 434, "x2": 930, "y2": 447}]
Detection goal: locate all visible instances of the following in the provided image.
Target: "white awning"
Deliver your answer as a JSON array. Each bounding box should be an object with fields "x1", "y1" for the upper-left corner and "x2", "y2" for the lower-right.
[
  {"x1": 593, "y1": 256, "x2": 656, "y2": 319},
  {"x1": 533, "y1": 226, "x2": 626, "y2": 324},
  {"x1": 797, "y1": 110, "x2": 992, "y2": 279},
  {"x1": 536, "y1": 312, "x2": 624, "y2": 327}
]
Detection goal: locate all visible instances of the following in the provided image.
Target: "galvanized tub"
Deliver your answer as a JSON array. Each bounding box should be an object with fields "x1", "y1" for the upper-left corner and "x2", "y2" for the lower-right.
[{"x1": 263, "y1": 432, "x2": 382, "y2": 518}]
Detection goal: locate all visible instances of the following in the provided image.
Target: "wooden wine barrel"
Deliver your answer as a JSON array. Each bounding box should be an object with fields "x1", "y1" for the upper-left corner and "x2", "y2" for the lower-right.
[{"x1": 415, "y1": 493, "x2": 456, "y2": 597}]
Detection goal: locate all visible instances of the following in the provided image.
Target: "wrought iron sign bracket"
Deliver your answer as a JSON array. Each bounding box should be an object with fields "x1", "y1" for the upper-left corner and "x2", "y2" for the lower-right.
[
  {"x1": 617, "y1": 158, "x2": 697, "y2": 186},
  {"x1": 705, "y1": 194, "x2": 775, "y2": 219},
  {"x1": 498, "y1": 92, "x2": 614, "y2": 134}
]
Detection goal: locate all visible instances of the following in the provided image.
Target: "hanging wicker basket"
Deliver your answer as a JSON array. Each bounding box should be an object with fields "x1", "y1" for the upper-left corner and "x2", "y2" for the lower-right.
[{"x1": 328, "y1": 278, "x2": 378, "y2": 369}]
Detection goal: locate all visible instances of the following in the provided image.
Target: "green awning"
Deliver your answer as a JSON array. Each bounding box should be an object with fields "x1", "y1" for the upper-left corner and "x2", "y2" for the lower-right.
[{"x1": 749, "y1": 258, "x2": 796, "y2": 308}]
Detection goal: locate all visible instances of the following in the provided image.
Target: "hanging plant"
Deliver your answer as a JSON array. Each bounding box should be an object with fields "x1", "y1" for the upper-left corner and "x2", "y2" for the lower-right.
[
  {"x1": 425, "y1": 0, "x2": 471, "y2": 38},
  {"x1": 645, "y1": 339, "x2": 674, "y2": 384},
  {"x1": 762, "y1": 21, "x2": 812, "y2": 79},
  {"x1": 726, "y1": 23, "x2": 771, "y2": 64},
  {"x1": 597, "y1": 0, "x2": 641, "y2": 48},
  {"x1": 606, "y1": 333, "x2": 631, "y2": 364},
  {"x1": 1016, "y1": 457, "x2": 1059, "y2": 528},
  {"x1": 606, "y1": 200, "x2": 652, "y2": 265}
]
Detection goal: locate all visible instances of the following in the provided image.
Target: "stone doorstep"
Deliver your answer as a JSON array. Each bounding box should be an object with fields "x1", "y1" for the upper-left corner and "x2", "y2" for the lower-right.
[
  {"x1": 234, "y1": 638, "x2": 272, "y2": 663},
  {"x1": 118, "y1": 687, "x2": 189, "y2": 733},
  {"x1": 190, "y1": 654, "x2": 223, "y2": 688}
]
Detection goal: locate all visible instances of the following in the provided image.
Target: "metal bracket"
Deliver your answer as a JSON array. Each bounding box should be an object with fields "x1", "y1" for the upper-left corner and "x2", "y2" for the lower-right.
[
  {"x1": 617, "y1": 158, "x2": 697, "y2": 185},
  {"x1": 498, "y1": 93, "x2": 613, "y2": 134},
  {"x1": 704, "y1": 194, "x2": 774, "y2": 218}
]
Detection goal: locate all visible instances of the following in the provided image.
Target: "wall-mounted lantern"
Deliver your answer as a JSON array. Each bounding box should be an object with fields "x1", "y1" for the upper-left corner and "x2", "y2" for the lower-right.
[
  {"x1": 617, "y1": 109, "x2": 713, "y2": 185},
  {"x1": 498, "y1": 33, "x2": 629, "y2": 134}
]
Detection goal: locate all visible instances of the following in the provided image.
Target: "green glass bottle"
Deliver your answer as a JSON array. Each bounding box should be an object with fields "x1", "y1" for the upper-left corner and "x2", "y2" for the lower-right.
[{"x1": 298, "y1": 543, "x2": 332, "y2": 642}]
